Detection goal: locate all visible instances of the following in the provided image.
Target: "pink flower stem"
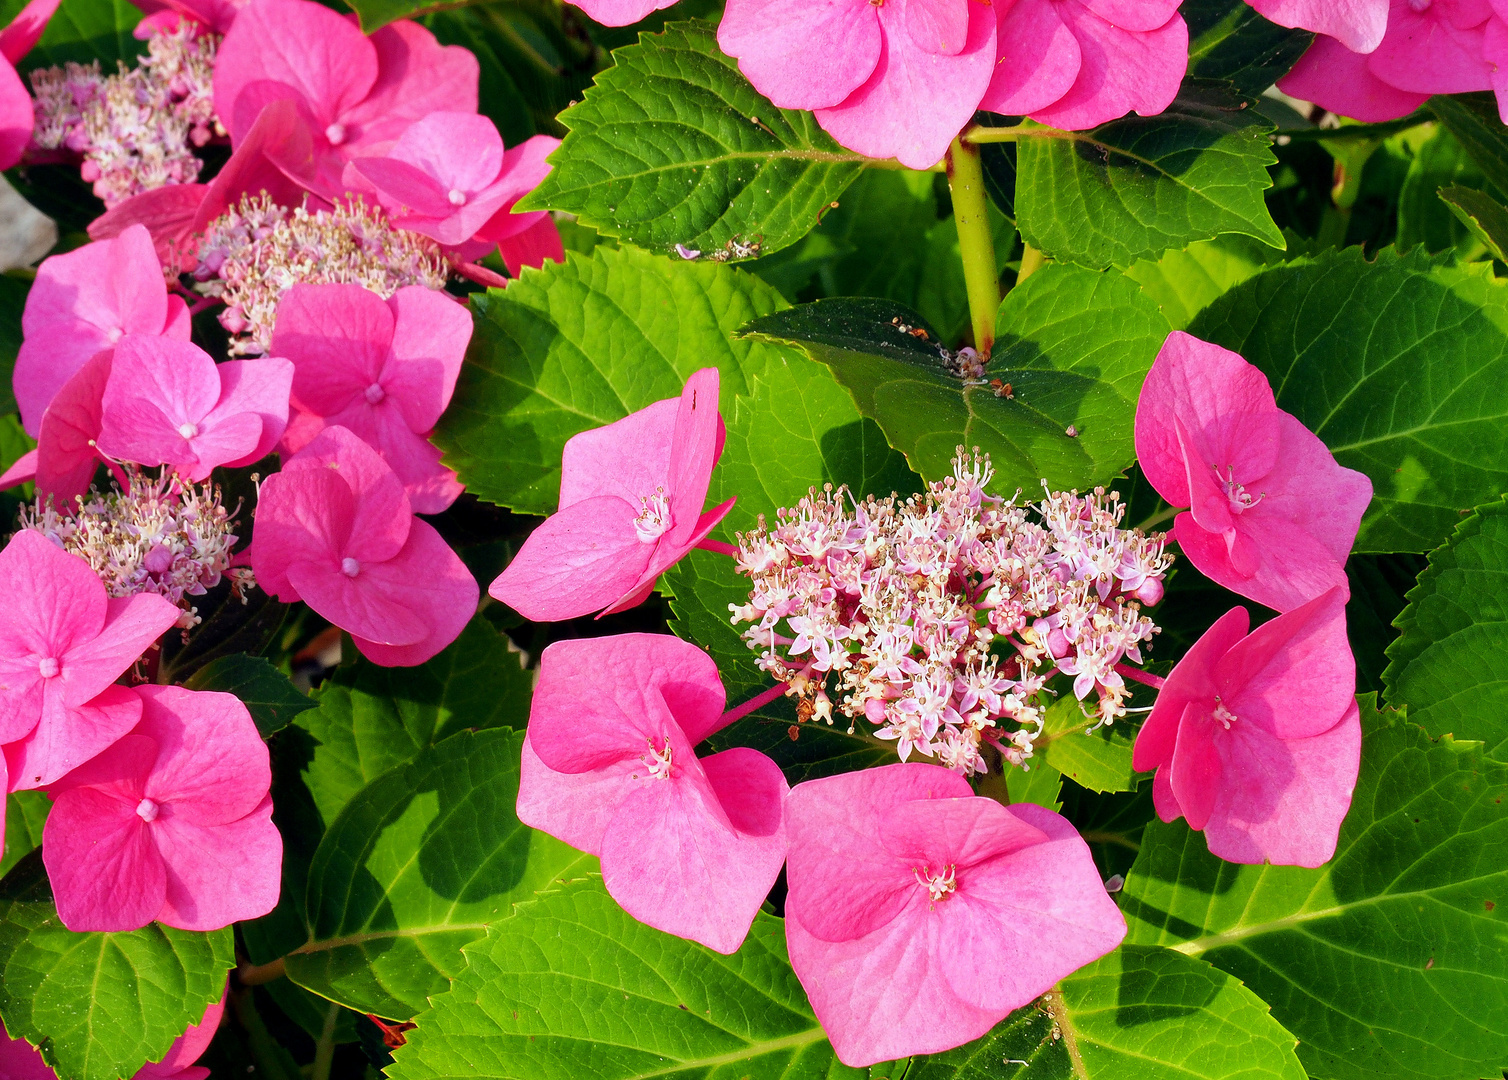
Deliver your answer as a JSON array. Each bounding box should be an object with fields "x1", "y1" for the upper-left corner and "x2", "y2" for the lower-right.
[
  {"x1": 186, "y1": 297, "x2": 219, "y2": 316},
  {"x1": 1115, "y1": 663, "x2": 1166, "y2": 690},
  {"x1": 696, "y1": 538, "x2": 739, "y2": 558},
  {"x1": 718, "y1": 680, "x2": 790, "y2": 727}
]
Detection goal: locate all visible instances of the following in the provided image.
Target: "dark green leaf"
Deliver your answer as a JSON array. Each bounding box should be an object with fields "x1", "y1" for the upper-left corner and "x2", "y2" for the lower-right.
[
  {"x1": 1124, "y1": 232, "x2": 1297, "y2": 329},
  {"x1": 0, "y1": 272, "x2": 30, "y2": 414},
  {"x1": 1037, "y1": 697, "x2": 1139, "y2": 794},
  {"x1": 1346, "y1": 552, "x2": 1424, "y2": 695},
  {"x1": 1397, "y1": 126, "x2": 1488, "y2": 258},
  {"x1": 1057, "y1": 782, "x2": 1154, "y2": 881},
  {"x1": 1120, "y1": 698, "x2": 1508, "y2": 1080},
  {"x1": 1183, "y1": 0, "x2": 1313, "y2": 96},
  {"x1": 159, "y1": 586, "x2": 287, "y2": 684},
  {"x1": 742, "y1": 264, "x2": 1168, "y2": 489},
  {"x1": 1015, "y1": 80, "x2": 1285, "y2": 269},
  {"x1": 0, "y1": 0, "x2": 143, "y2": 71},
  {"x1": 1429, "y1": 93, "x2": 1508, "y2": 196},
  {"x1": 0, "y1": 791, "x2": 48, "y2": 877},
  {"x1": 184, "y1": 653, "x2": 313, "y2": 738},
  {"x1": 1384, "y1": 496, "x2": 1508, "y2": 760},
  {"x1": 518, "y1": 21, "x2": 865, "y2": 261},
  {"x1": 285, "y1": 729, "x2": 593, "y2": 1021},
  {"x1": 1439, "y1": 183, "x2": 1508, "y2": 262},
  {"x1": 0, "y1": 854, "x2": 233, "y2": 1080},
  {"x1": 1189, "y1": 246, "x2": 1508, "y2": 552}
]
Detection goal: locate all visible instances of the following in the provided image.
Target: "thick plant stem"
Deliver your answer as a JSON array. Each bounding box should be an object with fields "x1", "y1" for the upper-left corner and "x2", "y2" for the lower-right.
[
  {"x1": 312, "y1": 1003, "x2": 339, "y2": 1080},
  {"x1": 946, "y1": 134, "x2": 1000, "y2": 358},
  {"x1": 236, "y1": 956, "x2": 286, "y2": 986}
]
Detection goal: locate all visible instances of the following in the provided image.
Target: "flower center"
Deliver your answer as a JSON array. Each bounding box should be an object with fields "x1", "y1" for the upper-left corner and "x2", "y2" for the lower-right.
[
  {"x1": 177, "y1": 422, "x2": 198, "y2": 439},
  {"x1": 136, "y1": 798, "x2": 159, "y2": 823},
  {"x1": 447, "y1": 189, "x2": 467, "y2": 206},
  {"x1": 1217, "y1": 466, "x2": 1265, "y2": 514},
  {"x1": 342, "y1": 557, "x2": 361, "y2": 577},
  {"x1": 324, "y1": 122, "x2": 347, "y2": 145},
  {"x1": 633, "y1": 489, "x2": 673, "y2": 543},
  {"x1": 106, "y1": 326, "x2": 123, "y2": 343},
  {"x1": 641, "y1": 737, "x2": 673, "y2": 780},
  {"x1": 37, "y1": 656, "x2": 59, "y2": 679},
  {"x1": 915, "y1": 865, "x2": 957, "y2": 903},
  {"x1": 364, "y1": 382, "x2": 386, "y2": 405},
  {"x1": 1213, "y1": 699, "x2": 1237, "y2": 730}
]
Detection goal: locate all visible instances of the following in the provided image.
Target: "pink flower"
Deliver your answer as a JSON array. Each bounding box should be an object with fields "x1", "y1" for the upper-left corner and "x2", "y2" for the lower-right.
[
  {"x1": 97, "y1": 335, "x2": 292, "y2": 481},
  {"x1": 15, "y1": 225, "x2": 191, "y2": 436},
  {"x1": 981, "y1": 0, "x2": 1188, "y2": 130},
  {"x1": 0, "y1": 348, "x2": 113, "y2": 507},
  {"x1": 563, "y1": 0, "x2": 672, "y2": 26},
  {"x1": 1279, "y1": 0, "x2": 1499, "y2": 122},
  {"x1": 783, "y1": 762, "x2": 1125, "y2": 1066},
  {"x1": 248, "y1": 425, "x2": 477, "y2": 666},
  {"x1": 717, "y1": 0, "x2": 997, "y2": 169},
  {"x1": 2, "y1": 987, "x2": 222, "y2": 1080},
  {"x1": 1247, "y1": 0, "x2": 1390, "y2": 52},
  {"x1": 488, "y1": 367, "x2": 734, "y2": 621},
  {"x1": 0, "y1": 531, "x2": 180, "y2": 791},
  {"x1": 1134, "y1": 331, "x2": 1372, "y2": 612},
  {"x1": 1131, "y1": 587, "x2": 1360, "y2": 867},
  {"x1": 268, "y1": 283, "x2": 468, "y2": 513},
  {"x1": 130, "y1": 0, "x2": 246, "y2": 36},
  {"x1": 213, "y1": 0, "x2": 479, "y2": 197},
  {"x1": 344, "y1": 111, "x2": 563, "y2": 269},
  {"x1": 516, "y1": 633, "x2": 788, "y2": 954},
  {"x1": 43, "y1": 684, "x2": 281, "y2": 932},
  {"x1": 0, "y1": 0, "x2": 61, "y2": 170}
]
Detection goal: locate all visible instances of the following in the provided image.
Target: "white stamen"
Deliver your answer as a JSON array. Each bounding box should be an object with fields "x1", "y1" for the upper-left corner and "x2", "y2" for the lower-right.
[
  {"x1": 1218, "y1": 465, "x2": 1265, "y2": 513},
  {"x1": 177, "y1": 422, "x2": 198, "y2": 439},
  {"x1": 37, "y1": 656, "x2": 59, "y2": 678},
  {"x1": 633, "y1": 488, "x2": 673, "y2": 543},
  {"x1": 364, "y1": 382, "x2": 386, "y2": 405},
  {"x1": 915, "y1": 865, "x2": 957, "y2": 903},
  {"x1": 641, "y1": 737, "x2": 673, "y2": 780},
  {"x1": 447, "y1": 189, "x2": 467, "y2": 206},
  {"x1": 1213, "y1": 699, "x2": 1237, "y2": 730},
  {"x1": 136, "y1": 798, "x2": 159, "y2": 822},
  {"x1": 342, "y1": 557, "x2": 361, "y2": 577}
]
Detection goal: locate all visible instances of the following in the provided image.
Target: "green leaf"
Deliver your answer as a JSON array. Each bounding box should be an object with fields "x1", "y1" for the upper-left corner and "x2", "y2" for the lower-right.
[
  {"x1": 1036, "y1": 698, "x2": 1139, "y2": 794},
  {"x1": 1124, "y1": 232, "x2": 1296, "y2": 329},
  {"x1": 0, "y1": 0, "x2": 143, "y2": 70},
  {"x1": 422, "y1": 8, "x2": 536, "y2": 146},
  {"x1": 1346, "y1": 552, "x2": 1425, "y2": 695},
  {"x1": 1120, "y1": 698, "x2": 1508, "y2": 1080},
  {"x1": 433, "y1": 245, "x2": 794, "y2": 515},
  {"x1": 1183, "y1": 0, "x2": 1313, "y2": 96},
  {"x1": 1397, "y1": 126, "x2": 1489, "y2": 258},
  {"x1": 519, "y1": 21, "x2": 865, "y2": 262},
  {"x1": 1384, "y1": 496, "x2": 1508, "y2": 760},
  {"x1": 184, "y1": 653, "x2": 313, "y2": 738},
  {"x1": 1, "y1": 791, "x2": 48, "y2": 877},
  {"x1": 1190, "y1": 246, "x2": 1508, "y2": 551},
  {"x1": 1429, "y1": 93, "x2": 1508, "y2": 196},
  {"x1": 0, "y1": 272, "x2": 29, "y2": 414},
  {"x1": 1002, "y1": 759, "x2": 1063, "y2": 812},
  {"x1": 0, "y1": 854, "x2": 234, "y2": 1080},
  {"x1": 295, "y1": 616, "x2": 531, "y2": 827},
  {"x1": 1439, "y1": 183, "x2": 1508, "y2": 262},
  {"x1": 386, "y1": 874, "x2": 852, "y2": 1080},
  {"x1": 1015, "y1": 80, "x2": 1285, "y2": 269},
  {"x1": 285, "y1": 729, "x2": 594, "y2": 1021},
  {"x1": 907, "y1": 945, "x2": 1305, "y2": 1080},
  {"x1": 742, "y1": 263, "x2": 1168, "y2": 488}
]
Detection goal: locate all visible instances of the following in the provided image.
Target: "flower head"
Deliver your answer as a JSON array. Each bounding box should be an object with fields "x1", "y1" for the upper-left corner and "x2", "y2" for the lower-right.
[
  {"x1": 269, "y1": 282, "x2": 469, "y2": 513},
  {"x1": 248, "y1": 425, "x2": 477, "y2": 666},
  {"x1": 783, "y1": 762, "x2": 1125, "y2": 1066},
  {"x1": 1131, "y1": 587, "x2": 1360, "y2": 867},
  {"x1": 489, "y1": 367, "x2": 735, "y2": 621},
  {"x1": 982, "y1": 0, "x2": 1188, "y2": 130},
  {"x1": 516, "y1": 633, "x2": 788, "y2": 954},
  {"x1": 1134, "y1": 331, "x2": 1372, "y2": 612},
  {"x1": 0, "y1": 531, "x2": 180, "y2": 790},
  {"x1": 42, "y1": 684, "x2": 280, "y2": 931}
]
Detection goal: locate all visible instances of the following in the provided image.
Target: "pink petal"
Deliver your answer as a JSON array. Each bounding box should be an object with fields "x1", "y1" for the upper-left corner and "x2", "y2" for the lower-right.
[
  {"x1": 62, "y1": 593, "x2": 180, "y2": 707},
  {"x1": 881, "y1": 795, "x2": 1048, "y2": 873},
  {"x1": 365, "y1": 421, "x2": 462, "y2": 515},
  {"x1": 613, "y1": 495, "x2": 738, "y2": 616},
  {"x1": 1246, "y1": 0, "x2": 1390, "y2": 52},
  {"x1": 815, "y1": 0, "x2": 995, "y2": 169},
  {"x1": 515, "y1": 729, "x2": 636, "y2": 854},
  {"x1": 0, "y1": 0, "x2": 62, "y2": 65},
  {"x1": 0, "y1": 448, "x2": 36, "y2": 491},
  {"x1": 43, "y1": 729, "x2": 154, "y2": 801},
  {"x1": 1173, "y1": 510, "x2": 1344, "y2": 611},
  {"x1": 1132, "y1": 605, "x2": 1248, "y2": 773},
  {"x1": 494, "y1": 214, "x2": 564, "y2": 277},
  {"x1": 1077, "y1": 0, "x2": 1181, "y2": 31},
  {"x1": 1277, "y1": 34, "x2": 1430, "y2": 122},
  {"x1": 339, "y1": 19, "x2": 479, "y2": 158},
  {"x1": 701, "y1": 746, "x2": 788, "y2": 837},
  {"x1": 0, "y1": 59, "x2": 32, "y2": 173},
  {"x1": 1169, "y1": 699, "x2": 1223, "y2": 831},
  {"x1": 485, "y1": 497, "x2": 654, "y2": 623},
  {"x1": 43, "y1": 772, "x2": 167, "y2": 932},
  {"x1": 6, "y1": 684, "x2": 143, "y2": 790},
  {"x1": 212, "y1": 357, "x2": 294, "y2": 468},
  {"x1": 272, "y1": 282, "x2": 394, "y2": 417},
  {"x1": 288, "y1": 560, "x2": 430, "y2": 646},
  {"x1": 1218, "y1": 586, "x2": 1354, "y2": 739},
  {"x1": 719, "y1": 0, "x2": 880, "y2": 109},
  {"x1": 981, "y1": 0, "x2": 1081, "y2": 116},
  {"x1": 248, "y1": 466, "x2": 355, "y2": 600},
  {"x1": 1028, "y1": 3, "x2": 1188, "y2": 131},
  {"x1": 138, "y1": 989, "x2": 226, "y2": 1079},
  {"x1": 192, "y1": 97, "x2": 329, "y2": 232},
  {"x1": 906, "y1": 0, "x2": 971, "y2": 55},
  {"x1": 389, "y1": 110, "x2": 505, "y2": 199},
  {"x1": 0, "y1": 530, "x2": 105, "y2": 662},
  {"x1": 785, "y1": 762, "x2": 971, "y2": 944},
  {"x1": 153, "y1": 796, "x2": 281, "y2": 930},
  {"x1": 1247, "y1": 412, "x2": 1372, "y2": 566},
  {"x1": 665, "y1": 367, "x2": 724, "y2": 552},
  {"x1": 1178, "y1": 413, "x2": 1238, "y2": 542},
  {"x1": 97, "y1": 335, "x2": 228, "y2": 473},
  {"x1": 1202, "y1": 701, "x2": 1361, "y2": 867},
  {"x1": 1368, "y1": 0, "x2": 1493, "y2": 94},
  {"x1": 284, "y1": 426, "x2": 412, "y2": 564},
  {"x1": 213, "y1": 0, "x2": 377, "y2": 142},
  {"x1": 87, "y1": 184, "x2": 208, "y2": 270},
  {"x1": 566, "y1": 0, "x2": 674, "y2": 25},
  {"x1": 559, "y1": 398, "x2": 678, "y2": 509},
  {"x1": 134, "y1": 684, "x2": 271, "y2": 826},
  {"x1": 350, "y1": 156, "x2": 455, "y2": 218},
  {"x1": 381, "y1": 285, "x2": 471, "y2": 434},
  {"x1": 341, "y1": 518, "x2": 477, "y2": 667},
  {"x1": 1151, "y1": 763, "x2": 1181, "y2": 822}
]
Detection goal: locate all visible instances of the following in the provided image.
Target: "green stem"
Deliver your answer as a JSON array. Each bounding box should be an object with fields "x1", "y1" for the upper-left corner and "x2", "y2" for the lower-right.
[
  {"x1": 236, "y1": 957, "x2": 285, "y2": 986},
  {"x1": 312, "y1": 1003, "x2": 339, "y2": 1080},
  {"x1": 946, "y1": 135, "x2": 1000, "y2": 358},
  {"x1": 1134, "y1": 504, "x2": 1179, "y2": 532},
  {"x1": 962, "y1": 125, "x2": 1031, "y2": 144}
]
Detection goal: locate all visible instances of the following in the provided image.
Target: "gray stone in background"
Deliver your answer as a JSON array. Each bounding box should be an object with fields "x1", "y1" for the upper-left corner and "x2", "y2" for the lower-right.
[{"x1": 0, "y1": 176, "x2": 55, "y2": 270}]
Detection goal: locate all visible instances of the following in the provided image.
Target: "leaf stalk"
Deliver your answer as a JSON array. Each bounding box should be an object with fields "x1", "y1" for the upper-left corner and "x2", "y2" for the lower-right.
[{"x1": 946, "y1": 135, "x2": 1001, "y2": 358}]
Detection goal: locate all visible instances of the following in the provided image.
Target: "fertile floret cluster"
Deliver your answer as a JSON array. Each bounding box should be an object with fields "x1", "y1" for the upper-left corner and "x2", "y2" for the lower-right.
[
  {"x1": 29, "y1": 24, "x2": 221, "y2": 206},
  {"x1": 19, "y1": 467, "x2": 252, "y2": 628},
  {"x1": 730, "y1": 449, "x2": 1171, "y2": 775},
  {"x1": 195, "y1": 193, "x2": 450, "y2": 355}
]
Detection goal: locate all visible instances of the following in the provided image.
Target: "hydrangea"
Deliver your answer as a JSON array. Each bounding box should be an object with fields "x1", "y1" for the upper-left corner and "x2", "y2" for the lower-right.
[{"x1": 731, "y1": 448, "x2": 1171, "y2": 776}]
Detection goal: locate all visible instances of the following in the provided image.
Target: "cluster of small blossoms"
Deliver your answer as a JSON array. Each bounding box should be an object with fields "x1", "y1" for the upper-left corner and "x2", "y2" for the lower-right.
[
  {"x1": 730, "y1": 449, "x2": 1171, "y2": 776},
  {"x1": 29, "y1": 24, "x2": 222, "y2": 207},
  {"x1": 19, "y1": 467, "x2": 254, "y2": 628},
  {"x1": 195, "y1": 193, "x2": 450, "y2": 355}
]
